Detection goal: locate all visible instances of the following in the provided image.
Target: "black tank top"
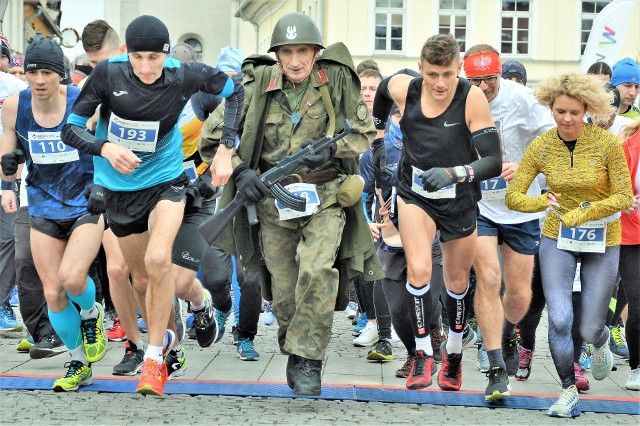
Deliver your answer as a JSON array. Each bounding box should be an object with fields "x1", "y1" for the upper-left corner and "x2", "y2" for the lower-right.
[{"x1": 397, "y1": 77, "x2": 480, "y2": 211}]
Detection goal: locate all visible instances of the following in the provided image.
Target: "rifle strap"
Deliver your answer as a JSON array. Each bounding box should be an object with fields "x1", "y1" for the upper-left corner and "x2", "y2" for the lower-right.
[{"x1": 319, "y1": 84, "x2": 336, "y2": 138}]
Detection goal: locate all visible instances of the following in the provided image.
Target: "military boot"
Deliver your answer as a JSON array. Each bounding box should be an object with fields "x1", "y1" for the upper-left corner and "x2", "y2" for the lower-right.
[
  {"x1": 286, "y1": 354, "x2": 298, "y2": 389},
  {"x1": 290, "y1": 354, "x2": 322, "y2": 396}
]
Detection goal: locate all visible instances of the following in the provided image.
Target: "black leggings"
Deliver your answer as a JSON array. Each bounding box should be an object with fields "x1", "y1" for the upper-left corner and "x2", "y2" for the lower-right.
[{"x1": 618, "y1": 244, "x2": 640, "y2": 369}]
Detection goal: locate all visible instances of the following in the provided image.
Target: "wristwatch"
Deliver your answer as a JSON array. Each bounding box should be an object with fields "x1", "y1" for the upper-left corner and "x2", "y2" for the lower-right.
[
  {"x1": 453, "y1": 166, "x2": 467, "y2": 183},
  {"x1": 221, "y1": 137, "x2": 236, "y2": 149}
]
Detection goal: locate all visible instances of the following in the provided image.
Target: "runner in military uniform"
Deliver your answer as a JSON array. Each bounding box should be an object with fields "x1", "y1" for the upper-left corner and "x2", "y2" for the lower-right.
[{"x1": 199, "y1": 12, "x2": 381, "y2": 396}]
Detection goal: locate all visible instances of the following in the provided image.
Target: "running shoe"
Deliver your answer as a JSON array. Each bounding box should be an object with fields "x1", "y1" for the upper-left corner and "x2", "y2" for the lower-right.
[
  {"x1": 353, "y1": 322, "x2": 379, "y2": 347},
  {"x1": 438, "y1": 341, "x2": 463, "y2": 391},
  {"x1": 9, "y1": 286, "x2": 18, "y2": 307},
  {"x1": 367, "y1": 339, "x2": 394, "y2": 361},
  {"x1": 237, "y1": 337, "x2": 260, "y2": 361},
  {"x1": 579, "y1": 344, "x2": 592, "y2": 370},
  {"x1": 162, "y1": 329, "x2": 175, "y2": 362},
  {"x1": 461, "y1": 325, "x2": 477, "y2": 351},
  {"x1": 52, "y1": 360, "x2": 93, "y2": 392},
  {"x1": 353, "y1": 313, "x2": 368, "y2": 336},
  {"x1": 166, "y1": 348, "x2": 188, "y2": 379},
  {"x1": 626, "y1": 368, "x2": 640, "y2": 391},
  {"x1": 485, "y1": 366, "x2": 510, "y2": 401},
  {"x1": 16, "y1": 335, "x2": 34, "y2": 353},
  {"x1": 138, "y1": 318, "x2": 148, "y2": 333},
  {"x1": 106, "y1": 318, "x2": 126, "y2": 342},
  {"x1": 591, "y1": 334, "x2": 614, "y2": 381},
  {"x1": 573, "y1": 362, "x2": 590, "y2": 392},
  {"x1": 502, "y1": 337, "x2": 519, "y2": 376},
  {"x1": 80, "y1": 302, "x2": 107, "y2": 363},
  {"x1": 214, "y1": 307, "x2": 232, "y2": 344},
  {"x1": 104, "y1": 308, "x2": 116, "y2": 330},
  {"x1": 0, "y1": 306, "x2": 22, "y2": 332},
  {"x1": 263, "y1": 301, "x2": 276, "y2": 326},
  {"x1": 609, "y1": 324, "x2": 629, "y2": 359},
  {"x1": 231, "y1": 325, "x2": 239, "y2": 345},
  {"x1": 406, "y1": 350, "x2": 435, "y2": 390},
  {"x1": 112, "y1": 341, "x2": 144, "y2": 376},
  {"x1": 345, "y1": 301, "x2": 358, "y2": 320},
  {"x1": 547, "y1": 385, "x2": 580, "y2": 418},
  {"x1": 476, "y1": 343, "x2": 490, "y2": 373},
  {"x1": 192, "y1": 289, "x2": 217, "y2": 347},
  {"x1": 515, "y1": 346, "x2": 534, "y2": 381},
  {"x1": 136, "y1": 358, "x2": 167, "y2": 396},
  {"x1": 29, "y1": 333, "x2": 65, "y2": 359},
  {"x1": 395, "y1": 353, "x2": 416, "y2": 378}
]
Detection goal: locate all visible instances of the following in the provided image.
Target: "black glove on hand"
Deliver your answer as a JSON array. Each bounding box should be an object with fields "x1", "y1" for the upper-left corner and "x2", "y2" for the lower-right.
[
  {"x1": 1, "y1": 149, "x2": 25, "y2": 176},
  {"x1": 420, "y1": 167, "x2": 456, "y2": 192},
  {"x1": 84, "y1": 184, "x2": 107, "y2": 215},
  {"x1": 194, "y1": 175, "x2": 219, "y2": 200},
  {"x1": 371, "y1": 138, "x2": 392, "y2": 177},
  {"x1": 300, "y1": 139, "x2": 337, "y2": 169},
  {"x1": 233, "y1": 165, "x2": 270, "y2": 204}
]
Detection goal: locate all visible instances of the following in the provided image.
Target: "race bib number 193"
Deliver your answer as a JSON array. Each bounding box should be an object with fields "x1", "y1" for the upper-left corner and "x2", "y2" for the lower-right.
[{"x1": 108, "y1": 113, "x2": 159, "y2": 153}]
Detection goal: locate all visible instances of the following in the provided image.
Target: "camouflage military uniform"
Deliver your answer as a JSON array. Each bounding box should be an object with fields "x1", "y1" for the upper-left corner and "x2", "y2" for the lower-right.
[{"x1": 199, "y1": 43, "x2": 378, "y2": 360}]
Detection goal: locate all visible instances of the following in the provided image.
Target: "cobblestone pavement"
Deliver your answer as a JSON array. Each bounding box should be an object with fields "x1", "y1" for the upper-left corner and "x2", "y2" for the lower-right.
[{"x1": 0, "y1": 305, "x2": 637, "y2": 425}]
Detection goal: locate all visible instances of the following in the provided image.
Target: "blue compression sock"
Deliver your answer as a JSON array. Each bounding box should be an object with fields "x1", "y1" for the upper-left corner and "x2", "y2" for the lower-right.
[
  {"x1": 48, "y1": 302, "x2": 82, "y2": 350},
  {"x1": 66, "y1": 276, "x2": 96, "y2": 311}
]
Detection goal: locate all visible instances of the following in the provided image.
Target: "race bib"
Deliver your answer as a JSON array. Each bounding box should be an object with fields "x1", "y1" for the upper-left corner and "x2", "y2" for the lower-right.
[
  {"x1": 411, "y1": 166, "x2": 456, "y2": 199},
  {"x1": 275, "y1": 183, "x2": 320, "y2": 221},
  {"x1": 108, "y1": 113, "x2": 159, "y2": 153},
  {"x1": 182, "y1": 160, "x2": 198, "y2": 182},
  {"x1": 480, "y1": 177, "x2": 508, "y2": 200},
  {"x1": 28, "y1": 132, "x2": 79, "y2": 164},
  {"x1": 557, "y1": 220, "x2": 606, "y2": 253}
]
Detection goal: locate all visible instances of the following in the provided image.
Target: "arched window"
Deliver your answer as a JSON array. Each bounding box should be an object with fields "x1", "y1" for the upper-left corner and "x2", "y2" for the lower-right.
[{"x1": 184, "y1": 38, "x2": 203, "y2": 61}]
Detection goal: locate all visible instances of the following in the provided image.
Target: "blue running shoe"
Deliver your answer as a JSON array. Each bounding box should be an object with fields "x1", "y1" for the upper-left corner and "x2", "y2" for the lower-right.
[
  {"x1": 0, "y1": 306, "x2": 22, "y2": 332},
  {"x1": 213, "y1": 308, "x2": 232, "y2": 344},
  {"x1": 579, "y1": 344, "x2": 591, "y2": 370},
  {"x1": 9, "y1": 287, "x2": 18, "y2": 307},
  {"x1": 138, "y1": 318, "x2": 148, "y2": 333},
  {"x1": 236, "y1": 337, "x2": 259, "y2": 361},
  {"x1": 353, "y1": 312, "x2": 368, "y2": 336}
]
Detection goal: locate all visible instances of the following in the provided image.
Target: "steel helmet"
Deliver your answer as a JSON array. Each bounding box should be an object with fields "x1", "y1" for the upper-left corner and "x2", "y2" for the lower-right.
[{"x1": 268, "y1": 12, "x2": 324, "y2": 53}]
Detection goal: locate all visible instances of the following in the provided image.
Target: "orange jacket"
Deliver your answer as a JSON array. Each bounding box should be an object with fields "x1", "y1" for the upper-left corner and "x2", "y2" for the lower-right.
[{"x1": 621, "y1": 129, "x2": 640, "y2": 245}]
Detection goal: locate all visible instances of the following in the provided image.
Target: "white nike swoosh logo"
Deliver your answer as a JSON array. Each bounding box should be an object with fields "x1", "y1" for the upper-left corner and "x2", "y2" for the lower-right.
[
  {"x1": 113, "y1": 91, "x2": 128, "y2": 97},
  {"x1": 444, "y1": 121, "x2": 460, "y2": 127},
  {"x1": 463, "y1": 225, "x2": 473, "y2": 231},
  {"x1": 171, "y1": 362, "x2": 182, "y2": 370}
]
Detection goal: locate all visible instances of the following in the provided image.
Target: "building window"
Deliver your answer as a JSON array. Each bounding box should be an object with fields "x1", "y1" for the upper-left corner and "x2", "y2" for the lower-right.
[
  {"x1": 580, "y1": 1, "x2": 612, "y2": 55},
  {"x1": 374, "y1": 0, "x2": 405, "y2": 52},
  {"x1": 438, "y1": 0, "x2": 468, "y2": 52},
  {"x1": 501, "y1": 1, "x2": 530, "y2": 55},
  {"x1": 184, "y1": 38, "x2": 203, "y2": 61}
]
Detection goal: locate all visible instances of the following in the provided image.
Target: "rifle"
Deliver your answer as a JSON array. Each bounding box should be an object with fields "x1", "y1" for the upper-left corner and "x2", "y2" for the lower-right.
[{"x1": 198, "y1": 120, "x2": 358, "y2": 246}]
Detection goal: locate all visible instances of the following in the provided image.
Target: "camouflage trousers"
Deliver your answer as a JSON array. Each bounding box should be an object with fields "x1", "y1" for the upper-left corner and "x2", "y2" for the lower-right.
[{"x1": 259, "y1": 205, "x2": 345, "y2": 360}]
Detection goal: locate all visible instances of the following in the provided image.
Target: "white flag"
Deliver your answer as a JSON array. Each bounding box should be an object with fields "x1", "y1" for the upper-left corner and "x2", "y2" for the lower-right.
[{"x1": 580, "y1": 0, "x2": 638, "y2": 73}]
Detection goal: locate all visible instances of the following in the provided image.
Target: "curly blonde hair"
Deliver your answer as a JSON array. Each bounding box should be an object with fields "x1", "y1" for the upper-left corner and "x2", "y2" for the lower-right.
[
  {"x1": 619, "y1": 118, "x2": 640, "y2": 143},
  {"x1": 534, "y1": 73, "x2": 615, "y2": 123}
]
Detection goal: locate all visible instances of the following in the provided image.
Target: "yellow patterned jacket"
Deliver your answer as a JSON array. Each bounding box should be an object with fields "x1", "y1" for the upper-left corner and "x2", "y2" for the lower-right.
[{"x1": 505, "y1": 124, "x2": 633, "y2": 246}]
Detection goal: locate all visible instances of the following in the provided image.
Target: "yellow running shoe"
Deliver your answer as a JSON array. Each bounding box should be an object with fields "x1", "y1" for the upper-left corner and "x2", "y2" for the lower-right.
[
  {"x1": 81, "y1": 302, "x2": 107, "y2": 363},
  {"x1": 16, "y1": 336, "x2": 34, "y2": 353},
  {"x1": 52, "y1": 360, "x2": 93, "y2": 392}
]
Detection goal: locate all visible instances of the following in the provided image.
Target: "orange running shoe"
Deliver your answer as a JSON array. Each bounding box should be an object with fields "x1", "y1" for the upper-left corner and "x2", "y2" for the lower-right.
[
  {"x1": 107, "y1": 318, "x2": 127, "y2": 342},
  {"x1": 136, "y1": 358, "x2": 167, "y2": 396},
  {"x1": 438, "y1": 341, "x2": 463, "y2": 391}
]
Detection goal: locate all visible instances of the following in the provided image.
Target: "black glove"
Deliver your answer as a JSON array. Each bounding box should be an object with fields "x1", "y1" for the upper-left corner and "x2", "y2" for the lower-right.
[
  {"x1": 194, "y1": 175, "x2": 219, "y2": 200},
  {"x1": 420, "y1": 167, "x2": 456, "y2": 192},
  {"x1": 300, "y1": 139, "x2": 337, "y2": 169},
  {"x1": 371, "y1": 138, "x2": 392, "y2": 177},
  {"x1": 233, "y1": 165, "x2": 270, "y2": 204},
  {"x1": 1, "y1": 149, "x2": 25, "y2": 176},
  {"x1": 83, "y1": 184, "x2": 106, "y2": 215}
]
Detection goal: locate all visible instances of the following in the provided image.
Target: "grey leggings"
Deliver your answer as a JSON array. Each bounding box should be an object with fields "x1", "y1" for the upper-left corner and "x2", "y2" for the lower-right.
[{"x1": 539, "y1": 236, "x2": 619, "y2": 388}]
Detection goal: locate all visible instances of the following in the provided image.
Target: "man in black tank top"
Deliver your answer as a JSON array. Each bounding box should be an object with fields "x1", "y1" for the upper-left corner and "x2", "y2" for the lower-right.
[{"x1": 371, "y1": 34, "x2": 502, "y2": 392}]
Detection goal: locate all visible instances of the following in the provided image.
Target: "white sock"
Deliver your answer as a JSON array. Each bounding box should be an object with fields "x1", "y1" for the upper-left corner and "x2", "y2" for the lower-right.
[
  {"x1": 69, "y1": 346, "x2": 88, "y2": 365},
  {"x1": 446, "y1": 330, "x2": 463, "y2": 354},
  {"x1": 415, "y1": 335, "x2": 433, "y2": 356},
  {"x1": 191, "y1": 299, "x2": 206, "y2": 311},
  {"x1": 144, "y1": 345, "x2": 163, "y2": 363},
  {"x1": 80, "y1": 305, "x2": 98, "y2": 320}
]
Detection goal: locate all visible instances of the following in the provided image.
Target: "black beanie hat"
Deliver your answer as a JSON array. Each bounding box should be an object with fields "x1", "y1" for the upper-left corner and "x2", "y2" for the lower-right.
[
  {"x1": 125, "y1": 15, "x2": 170, "y2": 53},
  {"x1": 24, "y1": 37, "x2": 65, "y2": 77}
]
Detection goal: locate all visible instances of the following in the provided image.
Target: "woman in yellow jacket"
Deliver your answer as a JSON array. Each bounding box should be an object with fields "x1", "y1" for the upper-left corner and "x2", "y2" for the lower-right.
[{"x1": 505, "y1": 73, "x2": 633, "y2": 418}]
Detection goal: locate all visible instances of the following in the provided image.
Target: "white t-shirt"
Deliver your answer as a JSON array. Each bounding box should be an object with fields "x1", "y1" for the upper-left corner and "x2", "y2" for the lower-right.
[
  {"x1": 0, "y1": 72, "x2": 28, "y2": 134},
  {"x1": 608, "y1": 115, "x2": 634, "y2": 136},
  {"x1": 479, "y1": 78, "x2": 556, "y2": 224}
]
